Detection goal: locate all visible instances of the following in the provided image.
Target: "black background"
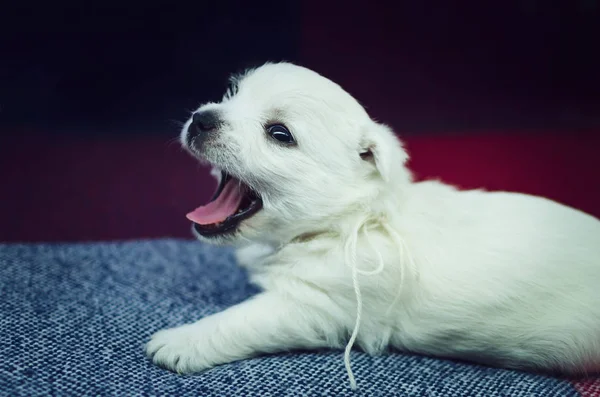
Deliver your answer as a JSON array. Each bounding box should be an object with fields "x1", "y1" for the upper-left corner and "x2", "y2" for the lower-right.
[
  {"x1": 1, "y1": 1, "x2": 599, "y2": 137},
  {"x1": 0, "y1": 1, "x2": 300, "y2": 136}
]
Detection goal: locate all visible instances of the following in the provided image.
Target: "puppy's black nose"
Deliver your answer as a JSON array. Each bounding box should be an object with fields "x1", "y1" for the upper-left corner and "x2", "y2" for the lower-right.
[
  {"x1": 187, "y1": 110, "x2": 222, "y2": 147},
  {"x1": 192, "y1": 110, "x2": 220, "y2": 133}
]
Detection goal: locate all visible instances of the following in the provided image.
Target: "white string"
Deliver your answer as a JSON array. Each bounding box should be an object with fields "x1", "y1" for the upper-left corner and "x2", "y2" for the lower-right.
[
  {"x1": 343, "y1": 218, "x2": 362, "y2": 390},
  {"x1": 342, "y1": 215, "x2": 386, "y2": 390},
  {"x1": 342, "y1": 215, "x2": 418, "y2": 390},
  {"x1": 358, "y1": 224, "x2": 386, "y2": 276}
]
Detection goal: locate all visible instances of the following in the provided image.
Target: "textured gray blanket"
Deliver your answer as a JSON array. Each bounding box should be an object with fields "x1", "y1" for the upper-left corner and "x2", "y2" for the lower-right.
[{"x1": 0, "y1": 240, "x2": 579, "y2": 396}]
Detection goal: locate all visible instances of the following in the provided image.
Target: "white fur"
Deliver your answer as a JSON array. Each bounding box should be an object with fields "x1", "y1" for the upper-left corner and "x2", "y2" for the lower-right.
[{"x1": 147, "y1": 62, "x2": 600, "y2": 385}]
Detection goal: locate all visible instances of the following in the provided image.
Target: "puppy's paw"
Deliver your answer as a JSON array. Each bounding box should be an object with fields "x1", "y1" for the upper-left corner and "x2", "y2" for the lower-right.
[{"x1": 146, "y1": 324, "x2": 214, "y2": 374}]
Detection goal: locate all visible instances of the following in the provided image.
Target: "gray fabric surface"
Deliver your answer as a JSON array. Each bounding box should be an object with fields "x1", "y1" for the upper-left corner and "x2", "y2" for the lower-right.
[{"x1": 0, "y1": 240, "x2": 579, "y2": 396}]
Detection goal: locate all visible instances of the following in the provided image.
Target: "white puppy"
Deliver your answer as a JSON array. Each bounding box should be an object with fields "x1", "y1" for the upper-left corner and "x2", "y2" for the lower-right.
[{"x1": 146, "y1": 62, "x2": 600, "y2": 387}]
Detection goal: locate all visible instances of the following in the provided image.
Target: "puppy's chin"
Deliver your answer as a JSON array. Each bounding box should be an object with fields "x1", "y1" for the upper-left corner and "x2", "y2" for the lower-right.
[
  {"x1": 191, "y1": 223, "x2": 240, "y2": 246},
  {"x1": 190, "y1": 215, "x2": 291, "y2": 247},
  {"x1": 190, "y1": 218, "x2": 267, "y2": 247}
]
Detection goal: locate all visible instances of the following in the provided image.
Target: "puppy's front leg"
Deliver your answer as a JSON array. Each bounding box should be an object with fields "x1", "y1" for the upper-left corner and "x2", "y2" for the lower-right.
[{"x1": 146, "y1": 292, "x2": 337, "y2": 373}]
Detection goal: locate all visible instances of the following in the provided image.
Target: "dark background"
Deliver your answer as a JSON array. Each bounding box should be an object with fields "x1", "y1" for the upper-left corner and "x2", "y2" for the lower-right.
[
  {"x1": 0, "y1": 1, "x2": 300, "y2": 136},
  {"x1": 2, "y1": 1, "x2": 599, "y2": 136},
  {"x1": 1, "y1": 1, "x2": 599, "y2": 241}
]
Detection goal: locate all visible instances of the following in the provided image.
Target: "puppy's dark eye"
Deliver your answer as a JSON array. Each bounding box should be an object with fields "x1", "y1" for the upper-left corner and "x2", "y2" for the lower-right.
[{"x1": 267, "y1": 124, "x2": 295, "y2": 144}]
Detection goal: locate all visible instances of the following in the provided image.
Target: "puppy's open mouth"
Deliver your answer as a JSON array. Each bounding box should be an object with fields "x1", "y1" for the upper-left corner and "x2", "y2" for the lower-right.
[{"x1": 186, "y1": 171, "x2": 263, "y2": 236}]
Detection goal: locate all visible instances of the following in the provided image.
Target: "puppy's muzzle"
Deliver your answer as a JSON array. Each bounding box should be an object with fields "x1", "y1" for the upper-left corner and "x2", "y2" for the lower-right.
[{"x1": 186, "y1": 110, "x2": 222, "y2": 149}]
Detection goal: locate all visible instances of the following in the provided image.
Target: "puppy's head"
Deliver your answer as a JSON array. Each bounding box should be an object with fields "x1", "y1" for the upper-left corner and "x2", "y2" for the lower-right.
[{"x1": 181, "y1": 62, "x2": 410, "y2": 246}]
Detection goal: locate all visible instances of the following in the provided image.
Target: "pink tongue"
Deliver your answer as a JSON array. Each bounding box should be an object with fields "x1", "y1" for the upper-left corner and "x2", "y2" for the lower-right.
[{"x1": 186, "y1": 179, "x2": 244, "y2": 225}]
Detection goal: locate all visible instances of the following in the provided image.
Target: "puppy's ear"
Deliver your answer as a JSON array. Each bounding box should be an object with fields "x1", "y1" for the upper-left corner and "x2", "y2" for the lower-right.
[{"x1": 359, "y1": 122, "x2": 408, "y2": 183}]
